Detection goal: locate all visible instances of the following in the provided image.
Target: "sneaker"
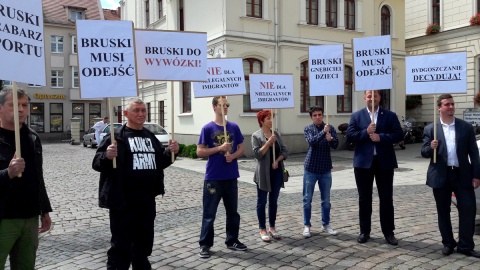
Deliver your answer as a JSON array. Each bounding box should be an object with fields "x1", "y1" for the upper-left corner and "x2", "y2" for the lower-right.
[
  {"x1": 323, "y1": 224, "x2": 338, "y2": 236},
  {"x1": 303, "y1": 226, "x2": 311, "y2": 238},
  {"x1": 199, "y1": 247, "x2": 211, "y2": 258},
  {"x1": 227, "y1": 241, "x2": 247, "y2": 251}
]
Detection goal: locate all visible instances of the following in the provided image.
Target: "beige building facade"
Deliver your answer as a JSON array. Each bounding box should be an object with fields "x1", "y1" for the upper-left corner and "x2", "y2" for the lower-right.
[
  {"x1": 121, "y1": 0, "x2": 406, "y2": 155},
  {"x1": 406, "y1": 0, "x2": 480, "y2": 124}
]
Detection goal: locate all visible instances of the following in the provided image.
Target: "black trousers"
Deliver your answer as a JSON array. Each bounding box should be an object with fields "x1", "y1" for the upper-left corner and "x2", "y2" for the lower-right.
[
  {"x1": 354, "y1": 158, "x2": 395, "y2": 236},
  {"x1": 432, "y1": 168, "x2": 476, "y2": 251},
  {"x1": 107, "y1": 200, "x2": 156, "y2": 270}
]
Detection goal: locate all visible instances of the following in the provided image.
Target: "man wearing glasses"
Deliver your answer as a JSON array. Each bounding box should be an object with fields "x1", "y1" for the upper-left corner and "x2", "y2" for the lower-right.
[{"x1": 196, "y1": 96, "x2": 246, "y2": 259}]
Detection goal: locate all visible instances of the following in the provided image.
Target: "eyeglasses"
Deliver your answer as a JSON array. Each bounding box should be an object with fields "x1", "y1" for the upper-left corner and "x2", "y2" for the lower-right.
[{"x1": 217, "y1": 103, "x2": 230, "y2": 108}]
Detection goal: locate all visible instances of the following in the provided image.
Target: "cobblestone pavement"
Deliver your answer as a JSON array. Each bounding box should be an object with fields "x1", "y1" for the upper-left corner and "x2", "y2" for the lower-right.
[{"x1": 6, "y1": 143, "x2": 480, "y2": 269}]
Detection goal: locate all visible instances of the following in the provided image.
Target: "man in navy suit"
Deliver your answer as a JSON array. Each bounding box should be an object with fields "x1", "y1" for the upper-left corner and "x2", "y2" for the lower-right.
[
  {"x1": 347, "y1": 90, "x2": 403, "y2": 245},
  {"x1": 421, "y1": 94, "x2": 480, "y2": 258}
]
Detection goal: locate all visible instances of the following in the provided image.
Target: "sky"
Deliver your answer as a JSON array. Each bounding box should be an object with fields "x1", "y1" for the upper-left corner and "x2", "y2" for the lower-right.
[{"x1": 101, "y1": 0, "x2": 120, "y2": 9}]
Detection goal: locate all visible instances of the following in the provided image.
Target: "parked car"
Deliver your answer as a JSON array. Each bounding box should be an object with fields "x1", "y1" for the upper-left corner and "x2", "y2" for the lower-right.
[
  {"x1": 82, "y1": 127, "x2": 97, "y2": 148},
  {"x1": 99, "y1": 122, "x2": 170, "y2": 147},
  {"x1": 452, "y1": 140, "x2": 480, "y2": 215}
]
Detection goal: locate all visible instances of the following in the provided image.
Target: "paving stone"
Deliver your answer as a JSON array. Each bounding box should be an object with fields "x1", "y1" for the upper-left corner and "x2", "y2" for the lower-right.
[{"x1": 10, "y1": 143, "x2": 477, "y2": 270}]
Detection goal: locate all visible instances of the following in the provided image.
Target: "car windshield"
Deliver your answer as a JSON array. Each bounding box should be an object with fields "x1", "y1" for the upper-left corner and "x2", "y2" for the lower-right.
[
  {"x1": 102, "y1": 123, "x2": 167, "y2": 135},
  {"x1": 103, "y1": 123, "x2": 122, "y2": 134},
  {"x1": 144, "y1": 124, "x2": 168, "y2": 135}
]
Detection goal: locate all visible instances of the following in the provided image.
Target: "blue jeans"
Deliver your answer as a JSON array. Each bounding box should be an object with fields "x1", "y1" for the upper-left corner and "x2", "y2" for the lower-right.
[
  {"x1": 199, "y1": 179, "x2": 240, "y2": 248},
  {"x1": 256, "y1": 168, "x2": 283, "y2": 229},
  {"x1": 303, "y1": 170, "x2": 332, "y2": 226}
]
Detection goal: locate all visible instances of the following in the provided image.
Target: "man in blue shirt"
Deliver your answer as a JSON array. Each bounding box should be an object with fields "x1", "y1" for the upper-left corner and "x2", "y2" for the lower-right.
[
  {"x1": 196, "y1": 96, "x2": 247, "y2": 259},
  {"x1": 302, "y1": 106, "x2": 339, "y2": 238}
]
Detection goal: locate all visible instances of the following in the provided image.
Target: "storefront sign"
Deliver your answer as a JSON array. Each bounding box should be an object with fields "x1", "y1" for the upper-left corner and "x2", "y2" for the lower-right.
[
  {"x1": 34, "y1": 93, "x2": 66, "y2": 99},
  {"x1": 463, "y1": 109, "x2": 480, "y2": 126}
]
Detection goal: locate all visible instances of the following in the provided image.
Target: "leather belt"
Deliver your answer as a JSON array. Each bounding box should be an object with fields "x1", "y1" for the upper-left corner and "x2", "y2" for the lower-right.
[{"x1": 447, "y1": 166, "x2": 459, "y2": 170}]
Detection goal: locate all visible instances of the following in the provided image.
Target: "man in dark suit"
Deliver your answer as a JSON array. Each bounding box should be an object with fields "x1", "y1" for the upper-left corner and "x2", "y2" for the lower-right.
[
  {"x1": 347, "y1": 90, "x2": 403, "y2": 245},
  {"x1": 421, "y1": 94, "x2": 480, "y2": 258}
]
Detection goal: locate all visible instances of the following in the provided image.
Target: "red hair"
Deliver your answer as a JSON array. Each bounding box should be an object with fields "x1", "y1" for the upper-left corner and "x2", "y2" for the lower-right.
[{"x1": 256, "y1": 110, "x2": 271, "y2": 127}]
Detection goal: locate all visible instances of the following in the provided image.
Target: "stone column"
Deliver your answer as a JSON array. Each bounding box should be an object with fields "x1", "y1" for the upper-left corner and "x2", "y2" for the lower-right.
[{"x1": 70, "y1": 117, "x2": 81, "y2": 145}]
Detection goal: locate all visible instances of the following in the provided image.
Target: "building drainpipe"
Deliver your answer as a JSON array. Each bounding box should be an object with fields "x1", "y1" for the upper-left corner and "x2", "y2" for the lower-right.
[{"x1": 274, "y1": 0, "x2": 280, "y2": 131}]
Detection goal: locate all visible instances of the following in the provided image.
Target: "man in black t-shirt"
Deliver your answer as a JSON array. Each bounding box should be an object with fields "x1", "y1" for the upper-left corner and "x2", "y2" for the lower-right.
[
  {"x1": 93, "y1": 97, "x2": 179, "y2": 270},
  {"x1": 0, "y1": 87, "x2": 52, "y2": 269}
]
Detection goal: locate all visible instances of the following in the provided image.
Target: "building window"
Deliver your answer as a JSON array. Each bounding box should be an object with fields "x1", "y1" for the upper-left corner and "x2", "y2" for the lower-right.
[
  {"x1": 182, "y1": 82, "x2": 191, "y2": 113},
  {"x1": 28, "y1": 84, "x2": 41, "y2": 87},
  {"x1": 326, "y1": 0, "x2": 337, "y2": 27},
  {"x1": 478, "y1": 0, "x2": 480, "y2": 14},
  {"x1": 145, "y1": 0, "x2": 150, "y2": 26},
  {"x1": 243, "y1": 58, "x2": 263, "y2": 112},
  {"x1": 300, "y1": 61, "x2": 323, "y2": 113},
  {"x1": 159, "y1": 100, "x2": 165, "y2": 127},
  {"x1": 3, "y1": 80, "x2": 12, "y2": 86},
  {"x1": 51, "y1": 70, "x2": 64, "y2": 88},
  {"x1": 246, "y1": 0, "x2": 262, "y2": 18},
  {"x1": 306, "y1": 0, "x2": 318, "y2": 25},
  {"x1": 381, "y1": 6, "x2": 391, "y2": 35},
  {"x1": 146, "y1": 102, "x2": 151, "y2": 122},
  {"x1": 158, "y1": 0, "x2": 163, "y2": 18},
  {"x1": 337, "y1": 65, "x2": 353, "y2": 113},
  {"x1": 70, "y1": 10, "x2": 84, "y2": 21},
  {"x1": 89, "y1": 103, "x2": 101, "y2": 127},
  {"x1": 30, "y1": 103, "x2": 44, "y2": 133},
  {"x1": 344, "y1": 0, "x2": 355, "y2": 30},
  {"x1": 50, "y1": 103, "x2": 63, "y2": 132},
  {"x1": 72, "y1": 103, "x2": 85, "y2": 132},
  {"x1": 179, "y1": 0, "x2": 184, "y2": 31},
  {"x1": 378, "y1": 90, "x2": 391, "y2": 110},
  {"x1": 71, "y1": 36, "x2": 77, "y2": 54},
  {"x1": 72, "y1": 67, "x2": 79, "y2": 88},
  {"x1": 432, "y1": 0, "x2": 440, "y2": 25},
  {"x1": 51, "y1": 36, "x2": 63, "y2": 53}
]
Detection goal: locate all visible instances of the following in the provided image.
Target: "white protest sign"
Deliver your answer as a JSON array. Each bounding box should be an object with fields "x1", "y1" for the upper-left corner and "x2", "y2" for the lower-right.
[
  {"x1": 76, "y1": 20, "x2": 137, "y2": 98},
  {"x1": 406, "y1": 52, "x2": 467, "y2": 95},
  {"x1": 0, "y1": 0, "x2": 45, "y2": 85},
  {"x1": 135, "y1": 30, "x2": 207, "y2": 81},
  {"x1": 249, "y1": 74, "x2": 294, "y2": 109},
  {"x1": 308, "y1": 44, "x2": 344, "y2": 96},
  {"x1": 353, "y1": 35, "x2": 392, "y2": 91},
  {"x1": 192, "y1": 58, "x2": 245, "y2": 97}
]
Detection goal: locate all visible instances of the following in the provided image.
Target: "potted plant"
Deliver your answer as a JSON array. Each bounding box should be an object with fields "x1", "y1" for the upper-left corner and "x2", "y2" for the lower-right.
[
  {"x1": 406, "y1": 95, "x2": 422, "y2": 109},
  {"x1": 470, "y1": 14, "x2": 480, "y2": 26},
  {"x1": 425, "y1": 23, "x2": 440, "y2": 35}
]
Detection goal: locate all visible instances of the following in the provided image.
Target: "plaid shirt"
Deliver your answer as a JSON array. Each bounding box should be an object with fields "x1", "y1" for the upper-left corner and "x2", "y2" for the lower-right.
[{"x1": 304, "y1": 123, "x2": 339, "y2": 174}]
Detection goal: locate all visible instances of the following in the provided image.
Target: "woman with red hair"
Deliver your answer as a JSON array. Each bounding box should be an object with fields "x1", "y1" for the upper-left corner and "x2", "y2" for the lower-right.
[{"x1": 251, "y1": 110, "x2": 289, "y2": 242}]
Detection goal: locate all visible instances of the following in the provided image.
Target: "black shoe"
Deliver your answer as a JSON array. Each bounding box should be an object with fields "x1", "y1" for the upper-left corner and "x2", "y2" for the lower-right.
[
  {"x1": 357, "y1": 233, "x2": 370, "y2": 243},
  {"x1": 385, "y1": 235, "x2": 398, "y2": 246},
  {"x1": 441, "y1": 246, "x2": 455, "y2": 256},
  {"x1": 199, "y1": 247, "x2": 211, "y2": 258},
  {"x1": 227, "y1": 241, "x2": 247, "y2": 251},
  {"x1": 457, "y1": 249, "x2": 480, "y2": 258}
]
